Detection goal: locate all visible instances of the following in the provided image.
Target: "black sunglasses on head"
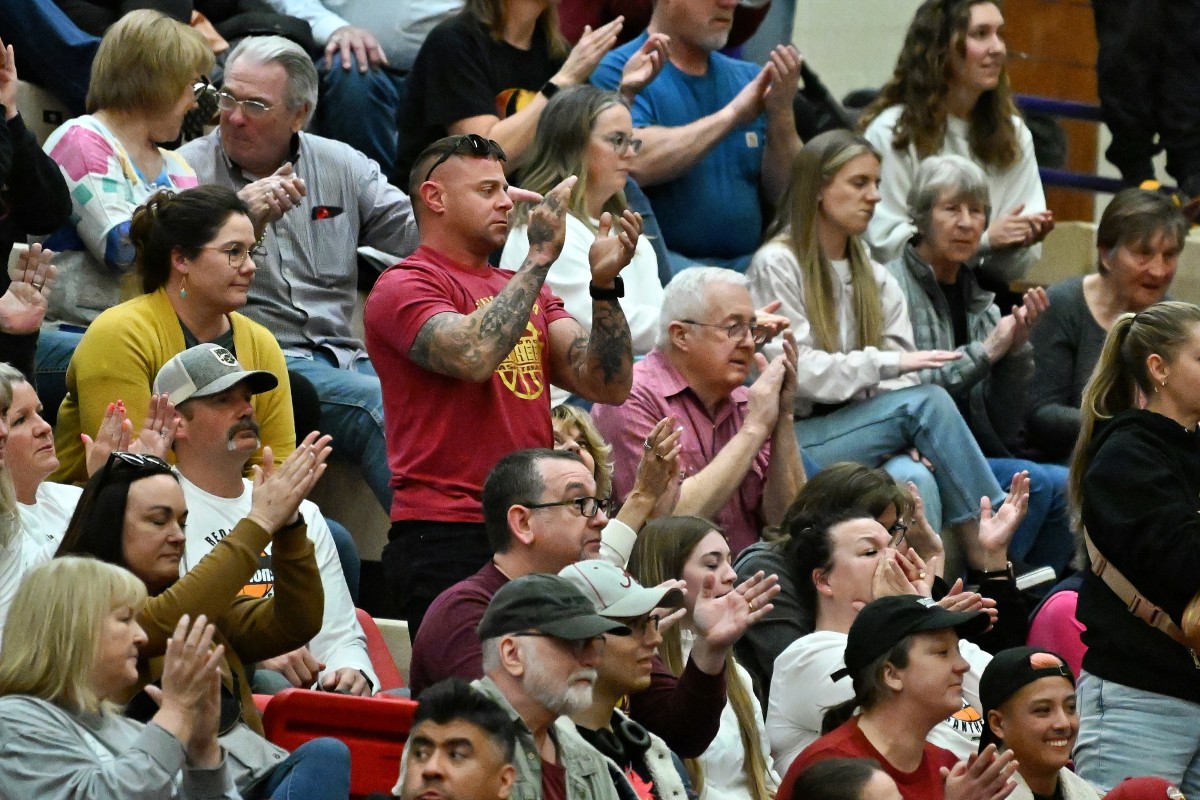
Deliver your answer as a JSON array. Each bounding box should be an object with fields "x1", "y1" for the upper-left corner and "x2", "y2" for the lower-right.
[{"x1": 423, "y1": 134, "x2": 508, "y2": 183}]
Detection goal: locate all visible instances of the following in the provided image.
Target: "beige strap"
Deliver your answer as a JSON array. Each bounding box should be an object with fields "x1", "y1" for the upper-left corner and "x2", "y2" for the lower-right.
[{"x1": 1084, "y1": 531, "x2": 1193, "y2": 649}]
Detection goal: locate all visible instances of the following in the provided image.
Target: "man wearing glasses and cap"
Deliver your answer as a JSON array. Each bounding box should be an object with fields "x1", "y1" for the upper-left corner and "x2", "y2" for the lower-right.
[
  {"x1": 593, "y1": 267, "x2": 808, "y2": 559},
  {"x1": 364, "y1": 133, "x2": 639, "y2": 634},
  {"x1": 468, "y1": 573, "x2": 633, "y2": 800},
  {"x1": 180, "y1": 35, "x2": 418, "y2": 518}
]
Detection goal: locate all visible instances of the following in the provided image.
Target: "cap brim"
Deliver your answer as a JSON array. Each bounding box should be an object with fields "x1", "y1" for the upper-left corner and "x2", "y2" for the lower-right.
[
  {"x1": 598, "y1": 586, "x2": 686, "y2": 618},
  {"x1": 540, "y1": 613, "x2": 631, "y2": 640},
  {"x1": 189, "y1": 370, "x2": 279, "y2": 401}
]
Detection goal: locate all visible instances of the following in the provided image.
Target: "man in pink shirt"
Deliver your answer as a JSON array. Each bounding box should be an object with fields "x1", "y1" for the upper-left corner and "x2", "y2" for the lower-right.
[{"x1": 592, "y1": 266, "x2": 805, "y2": 556}]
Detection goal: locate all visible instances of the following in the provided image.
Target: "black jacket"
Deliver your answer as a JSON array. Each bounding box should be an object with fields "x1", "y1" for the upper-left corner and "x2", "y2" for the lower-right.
[{"x1": 1078, "y1": 409, "x2": 1200, "y2": 702}]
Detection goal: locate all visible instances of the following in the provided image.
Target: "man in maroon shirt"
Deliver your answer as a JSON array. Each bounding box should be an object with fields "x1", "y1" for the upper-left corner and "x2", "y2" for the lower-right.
[
  {"x1": 364, "y1": 134, "x2": 641, "y2": 634},
  {"x1": 411, "y1": 447, "x2": 781, "y2": 759}
]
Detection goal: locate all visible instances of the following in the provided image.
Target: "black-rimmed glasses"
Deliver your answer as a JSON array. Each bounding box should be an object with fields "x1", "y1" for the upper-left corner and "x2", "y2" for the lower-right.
[
  {"x1": 199, "y1": 243, "x2": 264, "y2": 269},
  {"x1": 216, "y1": 90, "x2": 274, "y2": 119},
  {"x1": 510, "y1": 631, "x2": 607, "y2": 658},
  {"x1": 612, "y1": 614, "x2": 660, "y2": 637},
  {"x1": 680, "y1": 318, "x2": 769, "y2": 346},
  {"x1": 423, "y1": 134, "x2": 507, "y2": 183},
  {"x1": 524, "y1": 496, "x2": 611, "y2": 518},
  {"x1": 887, "y1": 521, "x2": 909, "y2": 548}
]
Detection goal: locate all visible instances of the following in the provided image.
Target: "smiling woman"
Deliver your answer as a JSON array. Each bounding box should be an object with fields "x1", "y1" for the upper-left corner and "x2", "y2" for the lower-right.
[{"x1": 51, "y1": 185, "x2": 295, "y2": 487}]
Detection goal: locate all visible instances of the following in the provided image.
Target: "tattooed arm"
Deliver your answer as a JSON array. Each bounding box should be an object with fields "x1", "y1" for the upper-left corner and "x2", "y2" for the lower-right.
[
  {"x1": 546, "y1": 210, "x2": 641, "y2": 404},
  {"x1": 407, "y1": 178, "x2": 575, "y2": 381}
]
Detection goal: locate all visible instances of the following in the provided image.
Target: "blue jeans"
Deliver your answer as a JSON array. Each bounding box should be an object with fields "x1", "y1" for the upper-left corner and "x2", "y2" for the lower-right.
[
  {"x1": 794, "y1": 385, "x2": 1004, "y2": 526},
  {"x1": 987, "y1": 458, "x2": 1073, "y2": 575},
  {"x1": 35, "y1": 326, "x2": 85, "y2": 427},
  {"x1": 316, "y1": 56, "x2": 407, "y2": 182},
  {"x1": 252, "y1": 737, "x2": 351, "y2": 800},
  {"x1": 285, "y1": 353, "x2": 392, "y2": 512},
  {"x1": 1075, "y1": 671, "x2": 1200, "y2": 795}
]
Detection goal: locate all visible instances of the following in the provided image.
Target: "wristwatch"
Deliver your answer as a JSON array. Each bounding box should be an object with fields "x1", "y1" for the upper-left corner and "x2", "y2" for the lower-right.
[
  {"x1": 589, "y1": 278, "x2": 624, "y2": 301},
  {"x1": 539, "y1": 80, "x2": 560, "y2": 100}
]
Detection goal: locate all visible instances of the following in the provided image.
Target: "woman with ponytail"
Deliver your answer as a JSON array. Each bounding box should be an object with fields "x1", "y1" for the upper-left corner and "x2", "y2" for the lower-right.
[
  {"x1": 51, "y1": 185, "x2": 294, "y2": 484},
  {"x1": 778, "y1": 595, "x2": 1015, "y2": 800},
  {"x1": 1068, "y1": 300, "x2": 1200, "y2": 795}
]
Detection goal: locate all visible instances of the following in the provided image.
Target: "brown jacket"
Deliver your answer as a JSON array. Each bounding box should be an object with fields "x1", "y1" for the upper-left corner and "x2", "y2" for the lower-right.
[{"x1": 125, "y1": 516, "x2": 324, "y2": 734}]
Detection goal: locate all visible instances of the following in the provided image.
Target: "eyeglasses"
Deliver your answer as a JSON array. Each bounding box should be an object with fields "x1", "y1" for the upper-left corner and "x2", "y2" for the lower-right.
[
  {"x1": 600, "y1": 131, "x2": 643, "y2": 155},
  {"x1": 216, "y1": 89, "x2": 274, "y2": 119},
  {"x1": 887, "y1": 521, "x2": 909, "y2": 548},
  {"x1": 612, "y1": 614, "x2": 660, "y2": 637},
  {"x1": 96, "y1": 451, "x2": 173, "y2": 491},
  {"x1": 423, "y1": 134, "x2": 507, "y2": 183},
  {"x1": 193, "y1": 76, "x2": 217, "y2": 101},
  {"x1": 680, "y1": 318, "x2": 769, "y2": 345},
  {"x1": 200, "y1": 243, "x2": 263, "y2": 269},
  {"x1": 524, "y1": 496, "x2": 611, "y2": 518},
  {"x1": 510, "y1": 631, "x2": 607, "y2": 658}
]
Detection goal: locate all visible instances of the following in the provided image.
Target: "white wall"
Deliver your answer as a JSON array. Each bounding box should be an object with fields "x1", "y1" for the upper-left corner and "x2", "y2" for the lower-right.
[{"x1": 789, "y1": 0, "x2": 925, "y2": 101}]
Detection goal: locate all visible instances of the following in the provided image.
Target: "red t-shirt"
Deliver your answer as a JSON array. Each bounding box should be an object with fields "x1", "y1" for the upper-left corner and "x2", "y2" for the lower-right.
[
  {"x1": 780, "y1": 718, "x2": 959, "y2": 800},
  {"x1": 542, "y1": 757, "x2": 568, "y2": 800},
  {"x1": 364, "y1": 245, "x2": 572, "y2": 522}
]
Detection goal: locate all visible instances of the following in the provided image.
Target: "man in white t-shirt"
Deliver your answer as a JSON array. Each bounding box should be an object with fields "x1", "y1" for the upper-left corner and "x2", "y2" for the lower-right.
[{"x1": 155, "y1": 343, "x2": 378, "y2": 695}]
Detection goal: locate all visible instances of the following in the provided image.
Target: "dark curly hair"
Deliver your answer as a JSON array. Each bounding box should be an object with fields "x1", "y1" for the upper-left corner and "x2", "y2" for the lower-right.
[{"x1": 858, "y1": 0, "x2": 1020, "y2": 170}]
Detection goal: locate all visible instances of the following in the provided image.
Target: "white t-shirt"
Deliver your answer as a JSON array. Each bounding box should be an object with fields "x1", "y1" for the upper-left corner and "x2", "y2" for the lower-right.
[
  {"x1": 767, "y1": 629, "x2": 991, "y2": 774},
  {"x1": 177, "y1": 475, "x2": 377, "y2": 691},
  {"x1": 0, "y1": 482, "x2": 82, "y2": 635}
]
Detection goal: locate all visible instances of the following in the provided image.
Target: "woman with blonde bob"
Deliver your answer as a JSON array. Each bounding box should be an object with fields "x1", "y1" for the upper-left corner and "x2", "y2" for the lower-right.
[
  {"x1": 859, "y1": 0, "x2": 1052, "y2": 284},
  {"x1": 747, "y1": 129, "x2": 1007, "y2": 571},
  {"x1": 0, "y1": 557, "x2": 238, "y2": 800},
  {"x1": 38, "y1": 9, "x2": 212, "y2": 397},
  {"x1": 1069, "y1": 300, "x2": 1200, "y2": 795}
]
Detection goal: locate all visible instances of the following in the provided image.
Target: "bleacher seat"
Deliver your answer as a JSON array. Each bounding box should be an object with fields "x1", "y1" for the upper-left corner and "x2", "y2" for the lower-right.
[{"x1": 357, "y1": 607, "x2": 405, "y2": 692}]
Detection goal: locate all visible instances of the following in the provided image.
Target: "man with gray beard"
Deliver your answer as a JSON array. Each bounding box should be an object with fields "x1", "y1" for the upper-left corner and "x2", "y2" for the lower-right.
[
  {"x1": 474, "y1": 574, "x2": 632, "y2": 800},
  {"x1": 154, "y1": 343, "x2": 378, "y2": 696}
]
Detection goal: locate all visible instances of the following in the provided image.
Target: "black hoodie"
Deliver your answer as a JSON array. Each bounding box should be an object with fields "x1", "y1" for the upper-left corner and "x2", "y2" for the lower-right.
[{"x1": 1077, "y1": 409, "x2": 1200, "y2": 702}]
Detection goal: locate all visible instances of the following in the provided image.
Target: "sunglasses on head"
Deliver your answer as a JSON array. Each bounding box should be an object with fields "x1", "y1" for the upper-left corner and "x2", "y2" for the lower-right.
[{"x1": 423, "y1": 134, "x2": 508, "y2": 183}]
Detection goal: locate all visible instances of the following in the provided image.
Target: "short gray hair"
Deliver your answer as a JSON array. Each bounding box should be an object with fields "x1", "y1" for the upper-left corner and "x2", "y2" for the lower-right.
[
  {"x1": 480, "y1": 636, "x2": 503, "y2": 674},
  {"x1": 225, "y1": 35, "x2": 319, "y2": 125},
  {"x1": 659, "y1": 267, "x2": 749, "y2": 348},
  {"x1": 907, "y1": 154, "x2": 991, "y2": 239}
]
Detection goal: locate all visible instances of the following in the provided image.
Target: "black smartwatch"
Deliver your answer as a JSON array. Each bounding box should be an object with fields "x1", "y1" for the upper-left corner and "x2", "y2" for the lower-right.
[
  {"x1": 589, "y1": 277, "x2": 624, "y2": 301},
  {"x1": 539, "y1": 80, "x2": 560, "y2": 100}
]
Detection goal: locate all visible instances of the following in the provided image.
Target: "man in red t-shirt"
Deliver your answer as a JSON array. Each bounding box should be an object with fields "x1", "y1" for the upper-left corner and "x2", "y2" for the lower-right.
[{"x1": 364, "y1": 133, "x2": 641, "y2": 633}]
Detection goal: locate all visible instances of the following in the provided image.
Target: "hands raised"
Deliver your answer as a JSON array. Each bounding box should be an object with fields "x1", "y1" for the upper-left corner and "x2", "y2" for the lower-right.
[
  {"x1": 525, "y1": 176, "x2": 577, "y2": 266},
  {"x1": 630, "y1": 417, "x2": 683, "y2": 517},
  {"x1": 977, "y1": 470, "x2": 1030, "y2": 559},
  {"x1": 0, "y1": 244, "x2": 58, "y2": 335},
  {"x1": 247, "y1": 432, "x2": 332, "y2": 534},
  {"x1": 987, "y1": 204, "x2": 1054, "y2": 250},
  {"x1": 146, "y1": 614, "x2": 226, "y2": 769},
  {"x1": 589, "y1": 209, "x2": 643, "y2": 285},
  {"x1": 555, "y1": 17, "x2": 624, "y2": 86},
  {"x1": 942, "y1": 744, "x2": 1018, "y2": 800},
  {"x1": 83, "y1": 394, "x2": 180, "y2": 477},
  {"x1": 619, "y1": 33, "x2": 670, "y2": 100}
]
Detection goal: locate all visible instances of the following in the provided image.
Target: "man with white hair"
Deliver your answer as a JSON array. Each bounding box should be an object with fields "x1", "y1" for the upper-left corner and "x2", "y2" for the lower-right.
[
  {"x1": 592, "y1": 267, "x2": 806, "y2": 557},
  {"x1": 179, "y1": 35, "x2": 418, "y2": 514},
  {"x1": 473, "y1": 573, "x2": 630, "y2": 800}
]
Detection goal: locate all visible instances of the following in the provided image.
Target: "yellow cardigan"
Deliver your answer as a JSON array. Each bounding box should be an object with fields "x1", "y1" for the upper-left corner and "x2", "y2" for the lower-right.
[{"x1": 52, "y1": 288, "x2": 296, "y2": 484}]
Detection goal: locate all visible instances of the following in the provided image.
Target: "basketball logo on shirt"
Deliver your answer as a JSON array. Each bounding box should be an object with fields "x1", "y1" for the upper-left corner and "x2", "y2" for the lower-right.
[
  {"x1": 948, "y1": 702, "x2": 984, "y2": 740},
  {"x1": 241, "y1": 549, "x2": 274, "y2": 599},
  {"x1": 477, "y1": 295, "x2": 546, "y2": 400},
  {"x1": 495, "y1": 87, "x2": 539, "y2": 119}
]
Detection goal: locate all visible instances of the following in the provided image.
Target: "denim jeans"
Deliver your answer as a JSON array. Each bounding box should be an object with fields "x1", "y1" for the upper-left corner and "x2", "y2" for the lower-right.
[
  {"x1": 251, "y1": 737, "x2": 351, "y2": 800},
  {"x1": 987, "y1": 458, "x2": 1073, "y2": 575},
  {"x1": 325, "y1": 517, "x2": 361, "y2": 603},
  {"x1": 1075, "y1": 671, "x2": 1200, "y2": 795},
  {"x1": 794, "y1": 385, "x2": 1004, "y2": 526},
  {"x1": 35, "y1": 326, "x2": 85, "y2": 427},
  {"x1": 315, "y1": 56, "x2": 407, "y2": 182},
  {"x1": 285, "y1": 353, "x2": 392, "y2": 512}
]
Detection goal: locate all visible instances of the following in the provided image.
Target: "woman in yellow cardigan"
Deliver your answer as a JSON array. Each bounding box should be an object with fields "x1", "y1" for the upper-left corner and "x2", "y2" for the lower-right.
[{"x1": 52, "y1": 185, "x2": 295, "y2": 484}]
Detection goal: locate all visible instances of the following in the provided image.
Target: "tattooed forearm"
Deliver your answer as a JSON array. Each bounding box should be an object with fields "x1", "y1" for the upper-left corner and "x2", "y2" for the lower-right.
[
  {"x1": 569, "y1": 300, "x2": 633, "y2": 401},
  {"x1": 408, "y1": 260, "x2": 552, "y2": 381}
]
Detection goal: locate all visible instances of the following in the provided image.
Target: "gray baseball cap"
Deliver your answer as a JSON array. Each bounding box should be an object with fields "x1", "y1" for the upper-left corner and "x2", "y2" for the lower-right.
[
  {"x1": 559, "y1": 560, "x2": 684, "y2": 618},
  {"x1": 153, "y1": 343, "x2": 278, "y2": 405}
]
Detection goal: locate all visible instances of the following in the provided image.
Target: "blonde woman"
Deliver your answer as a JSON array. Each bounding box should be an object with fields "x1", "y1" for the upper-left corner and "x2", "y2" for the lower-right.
[
  {"x1": 0, "y1": 557, "x2": 237, "y2": 800},
  {"x1": 747, "y1": 130, "x2": 1005, "y2": 573}
]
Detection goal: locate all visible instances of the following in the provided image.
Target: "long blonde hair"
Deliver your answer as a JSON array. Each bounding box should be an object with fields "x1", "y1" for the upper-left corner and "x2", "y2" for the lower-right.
[
  {"x1": 1069, "y1": 301, "x2": 1200, "y2": 524},
  {"x1": 629, "y1": 517, "x2": 775, "y2": 800},
  {"x1": 0, "y1": 557, "x2": 147, "y2": 714},
  {"x1": 765, "y1": 130, "x2": 885, "y2": 354}
]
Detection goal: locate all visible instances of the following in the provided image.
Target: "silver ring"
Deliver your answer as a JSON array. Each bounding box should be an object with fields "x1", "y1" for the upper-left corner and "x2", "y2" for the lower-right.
[
  {"x1": 32, "y1": 283, "x2": 43, "y2": 290},
  {"x1": 642, "y1": 439, "x2": 653, "y2": 451}
]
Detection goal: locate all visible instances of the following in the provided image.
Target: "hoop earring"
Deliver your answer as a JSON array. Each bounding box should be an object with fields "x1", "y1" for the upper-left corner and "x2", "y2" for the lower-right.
[{"x1": 179, "y1": 275, "x2": 188, "y2": 300}]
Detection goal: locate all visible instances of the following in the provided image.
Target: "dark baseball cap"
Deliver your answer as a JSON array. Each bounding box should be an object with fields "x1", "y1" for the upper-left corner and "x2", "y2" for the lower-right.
[
  {"x1": 978, "y1": 646, "x2": 1075, "y2": 752},
  {"x1": 835, "y1": 595, "x2": 989, "y2": 681},
  {"x1": 477, "y1": 574, "x2": 632, "y2": 641},
  {"x1": 153, "y1": 343, "x2": 278, "y2": 405}
]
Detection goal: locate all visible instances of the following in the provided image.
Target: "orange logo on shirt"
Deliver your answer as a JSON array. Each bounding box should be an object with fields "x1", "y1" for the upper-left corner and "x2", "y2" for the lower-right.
[{"x1": 240, "y1": 549, "x2": 274, "y2": 599}]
